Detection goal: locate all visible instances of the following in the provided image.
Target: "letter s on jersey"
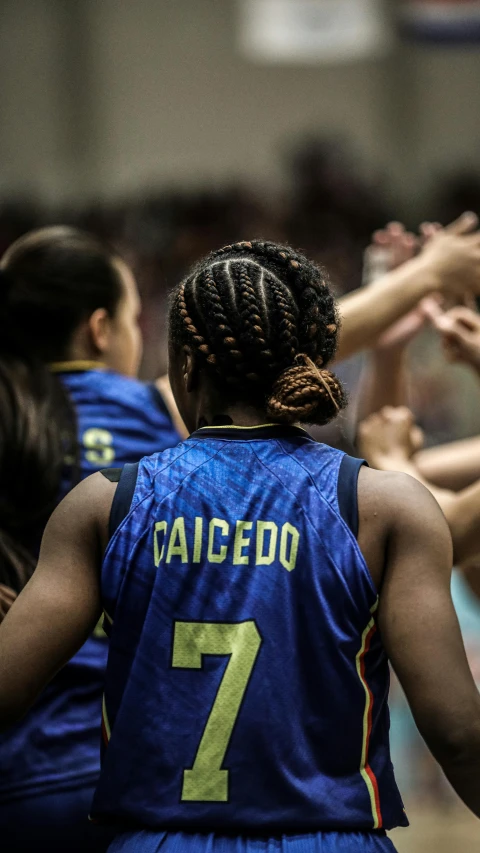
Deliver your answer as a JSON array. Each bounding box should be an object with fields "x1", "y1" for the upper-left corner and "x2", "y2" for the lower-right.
[{"x1": 83, "y1": 428, "x2": 116, "y2": 465}]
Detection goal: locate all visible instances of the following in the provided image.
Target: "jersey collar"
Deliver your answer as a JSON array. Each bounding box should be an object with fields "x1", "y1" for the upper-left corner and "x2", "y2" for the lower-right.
[
  {"x1": 189, "y1": 423, "x2": 310, "y2": 441},
  {"x1": 49, "y1": 360, "x2": 107, "y2": 373}
]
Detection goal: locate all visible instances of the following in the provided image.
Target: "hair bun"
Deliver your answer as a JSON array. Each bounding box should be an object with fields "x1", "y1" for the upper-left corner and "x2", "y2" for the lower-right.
[{"x1": 266, "y1": 354, "x2": 347, "y2": 426}]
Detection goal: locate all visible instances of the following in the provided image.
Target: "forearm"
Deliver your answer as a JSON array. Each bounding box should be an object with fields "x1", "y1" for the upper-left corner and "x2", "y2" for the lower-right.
[
  {"x1": 356, "y1": 351, "x2": 408, "y2": 424},
  {"x1": 336, "y1": 255, "x2": 438, "y2": 361},
  {"x1": 155, "y1": 375, "x2": 188, "y2": 438},
  {"x1": 461, "y1": 559, "x2": 480, "y2": 602},
  {"x1": 444, "y1": 761, "x2": 480, "y2": 817},
  {"x1": 428, "y1": 720, "x2": 480, "y2": 818},
  {"x1": 0, "y1": 476, "x2": 109, "y2": 731},
  {"x1": 443, "y1": 479, "x2": 480, "y2": 564},
  {"x1": 415, "y1": 436, "x2": 480, "y2": 491},
  {"x1": 0, "y1": 578, "x2": 99, "y2": 729}
]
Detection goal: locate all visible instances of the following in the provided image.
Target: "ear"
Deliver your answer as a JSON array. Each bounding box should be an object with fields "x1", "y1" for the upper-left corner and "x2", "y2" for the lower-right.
[
  {"x1": 182, "y1": 346, "x2": 199, "y2": 393},
  {"x1": 88, "y1": 308, "x2": 111, "y2": 354}
]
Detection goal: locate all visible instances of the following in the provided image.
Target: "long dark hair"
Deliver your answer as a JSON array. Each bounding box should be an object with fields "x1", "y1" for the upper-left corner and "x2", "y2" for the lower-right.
[
  {"x1": 1, "y1": 226, "x2": 123, "y2": 363},
  {"x1": 0, "y1": 359, "x2": 69, "y2": 591},
  {"x1": 169, "y1": 240, "x2": 347, "y2": 425},
  {"x1": 0, "y1": 226, "x2": 124, "y2": 590}
]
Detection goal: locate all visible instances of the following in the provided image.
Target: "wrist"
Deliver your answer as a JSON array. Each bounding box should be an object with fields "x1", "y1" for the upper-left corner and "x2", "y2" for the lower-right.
[{"x1": 406, "y1": 253, "x2": 442, "y2": 296}]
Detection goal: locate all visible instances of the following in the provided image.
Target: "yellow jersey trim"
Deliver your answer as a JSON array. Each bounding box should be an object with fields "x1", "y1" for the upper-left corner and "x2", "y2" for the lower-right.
[
  {"x1": 196, "y1": 423, "x2": 308, "y2": 433},
  {"x1": 102, "y1": 694, "x2": 111, "y2": 743},
  {"x1": 49, "y1": 360, "x2": 107, "y2": 373}
]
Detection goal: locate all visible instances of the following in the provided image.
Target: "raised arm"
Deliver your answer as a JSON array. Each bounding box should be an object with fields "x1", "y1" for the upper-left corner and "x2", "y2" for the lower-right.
[
  {"x1": 442, "y1": 479, "x2": 480, "y2": 566},
  {"x1": 415, "y1": 435, "x2": 480, "y2": 491},
  {"x1": 0, "y1": 473, "x2": 115, "y2": 729},
  {"x1": 358, "y1": 469, "x2": 480, "y2": 816},
  {"x1": 411, "y1": 305, "x2": 480, "y2": 490},
  {"x1": 358, "y1": 407, "x2": 480, "y2": 564},
  {"x1": 355, "y1": 223, "x2": 425, "y2": 421},
  {"x1": 336, "y1": 213, "x2": 480, "y2": 362},
  {"x1": 357, "y1": 407, "x2": 455, "y2": 506},
  {"x1": 433, "y1": 304, "x2": 480, "y2": 377},
  {"x1": 155, "y1": 374, "x2": 189, "y2": 438}
]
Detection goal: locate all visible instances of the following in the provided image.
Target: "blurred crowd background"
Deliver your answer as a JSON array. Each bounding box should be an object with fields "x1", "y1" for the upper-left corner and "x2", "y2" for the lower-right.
[{"x1": 3, "y1": 0, "x2": 480, "y2": 848}]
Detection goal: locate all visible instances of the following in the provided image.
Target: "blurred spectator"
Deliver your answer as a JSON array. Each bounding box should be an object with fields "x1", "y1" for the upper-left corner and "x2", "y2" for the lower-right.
[{"x1": 1, "y1": 135, "x2": 480, "y2": 444}]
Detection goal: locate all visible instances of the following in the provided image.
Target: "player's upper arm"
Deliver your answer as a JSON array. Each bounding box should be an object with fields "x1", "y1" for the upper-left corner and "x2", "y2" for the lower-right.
[
  {"x1": 377, "y1": 473, "x2": 480, "y2": 760},
  {"x1": 0, "y1": 472, "x2": 116, "y2": 729}
]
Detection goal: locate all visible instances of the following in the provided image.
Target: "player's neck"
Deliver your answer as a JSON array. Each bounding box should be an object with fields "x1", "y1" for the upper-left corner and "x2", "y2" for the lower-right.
[
  {"x1": 185, "y1": 374, "x2": 280, "y2": 431},
  {"x1": 195, "y1": 402, "x2": 272, "y2": 429},
  {"x1": 64, "y1": 328, "x2": 103, "y2": 365}
]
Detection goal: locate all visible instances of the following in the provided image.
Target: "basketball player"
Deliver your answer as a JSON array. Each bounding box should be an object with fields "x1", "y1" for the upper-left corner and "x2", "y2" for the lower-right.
[
  {"x1": 0, "y1": 228, "x2": 182, "y2": 852},
  {"x1": 1, "y1": 241, "x2": 479, "y2": 853}
]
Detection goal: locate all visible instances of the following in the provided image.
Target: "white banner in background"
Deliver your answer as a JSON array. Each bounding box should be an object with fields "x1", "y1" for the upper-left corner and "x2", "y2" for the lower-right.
[
  {"x1": 238, "y1": 0, "x2": 392, "y2": 63},
  {"x1": 400, "y1": 0, "x2": 480, "y2": 41}
]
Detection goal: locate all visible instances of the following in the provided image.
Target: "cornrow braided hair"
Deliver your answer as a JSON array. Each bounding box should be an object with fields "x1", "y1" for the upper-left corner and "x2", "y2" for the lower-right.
[{"x1": 169, "y1": 240, "x2": 347, "y2": 426}]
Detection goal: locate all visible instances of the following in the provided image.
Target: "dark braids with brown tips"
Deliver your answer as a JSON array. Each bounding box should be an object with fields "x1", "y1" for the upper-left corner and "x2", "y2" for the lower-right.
[{"x1": 169, "y1": 240, "x2": 347, "y2": 425}]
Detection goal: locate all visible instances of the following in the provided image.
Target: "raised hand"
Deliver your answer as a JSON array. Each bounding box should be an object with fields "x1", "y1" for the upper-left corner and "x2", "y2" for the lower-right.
[
  {"x1": 433, "y1": 305, "x2": 480, "y2": 373},
  {"x1": 420, "y1": 212, "x2": 480, "y2": 296},
  {"x1": 373, "y1": 221, "x2": 418, "y2": 271},
  {"x1": 337, "y1": 212, "x2": 480, "y2": 362},
  {"x1": 363, "y1": 222, "x2": 418, "y2": 287},
  {"x1": 364, "y1": 223, "x2": 425, "y2": 352},
  {"x1": 357, "y1": 406, "x2": 423, "y2": 468}
]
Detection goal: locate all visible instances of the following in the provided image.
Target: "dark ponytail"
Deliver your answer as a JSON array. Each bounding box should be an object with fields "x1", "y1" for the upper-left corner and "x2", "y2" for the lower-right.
[
  {"x1": 0, "y1": 359, "x2": 72, "y2": 592},
  {"x1": 0, "y1": 226, "x2": 123, "y2": 591}
]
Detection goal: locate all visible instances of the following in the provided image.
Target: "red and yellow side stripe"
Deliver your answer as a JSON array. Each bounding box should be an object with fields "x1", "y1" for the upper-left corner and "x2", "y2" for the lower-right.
[
  {"x1": 101, "y1": 694, "x2": 111, "y2": 746},
  {"x1": 355, "y1": 600, "x2": 383, "y2": 830},
  {"x1": 101, "y1": 609, "x2": 114, "y2": 746}
]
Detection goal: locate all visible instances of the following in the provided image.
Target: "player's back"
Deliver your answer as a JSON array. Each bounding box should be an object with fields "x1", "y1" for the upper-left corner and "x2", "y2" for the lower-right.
[{"x1": 94, "y1": 424, "x2": 407, "y2": 835}]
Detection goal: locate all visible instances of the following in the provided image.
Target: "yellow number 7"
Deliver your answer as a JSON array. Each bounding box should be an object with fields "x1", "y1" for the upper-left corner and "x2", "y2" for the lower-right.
[{"x1": 172, "y1": 620, "x2": 262, "y2": 802}]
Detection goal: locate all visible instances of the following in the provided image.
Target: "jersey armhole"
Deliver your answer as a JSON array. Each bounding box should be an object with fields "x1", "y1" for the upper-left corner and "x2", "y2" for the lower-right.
[
  {"x1": 100, "y1": 468, "x2": 122, "y2": 483},
  {"x1": 103, "y1": 462, "x2": 140, "y2": 540},
  {"x1": 337, "y1": 455, "x2": 367, "y2": 539}
]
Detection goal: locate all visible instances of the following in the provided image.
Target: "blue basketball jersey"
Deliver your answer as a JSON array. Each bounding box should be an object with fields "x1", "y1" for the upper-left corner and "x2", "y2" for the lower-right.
[
  {"x1": 92, "y1": 424, "x2": 407, "y2": 833},
  {"x1": 59, "y1": 364, "x2": 181, "y2": 497},
  {"x1": 0, "y1": 365, "x2": 181, "y2": 803}
]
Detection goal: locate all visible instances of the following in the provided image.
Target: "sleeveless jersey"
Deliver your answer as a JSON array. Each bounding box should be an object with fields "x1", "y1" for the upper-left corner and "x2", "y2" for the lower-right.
[
  {"x1": 59, "y1": 366, "x2": 180, "y2": 497},
  {"x1": 0, "y1": 365, "x2": 181, "y2": 803},
  {"x1": 92, "y1": 424, "x2": 407, "y2": 833}
]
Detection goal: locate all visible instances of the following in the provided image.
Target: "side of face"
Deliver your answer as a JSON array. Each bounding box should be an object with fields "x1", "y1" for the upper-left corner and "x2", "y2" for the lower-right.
[{"x1": 93, "y1": 259, "x2": 143, "y2": 377}]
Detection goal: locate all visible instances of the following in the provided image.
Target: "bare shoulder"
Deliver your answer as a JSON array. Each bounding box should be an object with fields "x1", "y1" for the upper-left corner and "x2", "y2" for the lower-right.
[
  {"x1": 357, "y1": 467, "x2": 451, "y2": 590},
  {"x1": 42, "y1": 472, "x2": 117, "y2": 557},
  {"x1": 53, "y1": 471, "x2": 116, "y2": 519},
  {"x1": 358, "y1": 466, "x2": 443, "y2": 520}
]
